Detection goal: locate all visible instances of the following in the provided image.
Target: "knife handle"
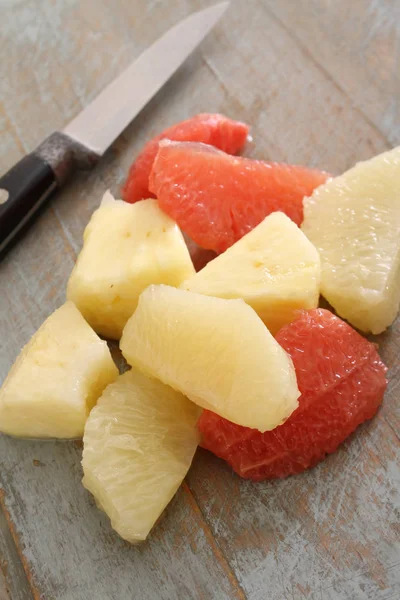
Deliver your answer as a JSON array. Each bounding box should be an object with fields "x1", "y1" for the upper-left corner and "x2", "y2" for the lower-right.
[
  {"x1": 0, "y1": 154, "x2": 58, "y2": 256},
  {"x1": 0, "y1": 132, "x2": 99, "y2": 257}
]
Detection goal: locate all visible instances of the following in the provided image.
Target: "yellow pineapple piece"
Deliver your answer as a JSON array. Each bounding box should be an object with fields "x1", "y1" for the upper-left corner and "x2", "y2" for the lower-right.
[
  {"x1": 120, "y1": 285, "x2": 300, "y2": 432},
  {"x1": 181, "y1": 212, "x2": 320, "y2": 334},
  {"x1": 302, "y1": 147, "x2": 400, "y2": 333},
  {"x1": 67, "y1": 192, "x2": 195, "y2": 339},
  {"x1": 82, "y1": 369, "x2": 200, "y2": 543},
  {"x1": 0, "y1": 302, "x2": 118, "y2": 439}
]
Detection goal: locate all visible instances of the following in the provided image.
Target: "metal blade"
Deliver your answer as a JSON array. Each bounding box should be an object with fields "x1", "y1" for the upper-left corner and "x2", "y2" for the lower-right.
[{"x1": 63, "y1": 2, "x2": 229, "y2": 156}]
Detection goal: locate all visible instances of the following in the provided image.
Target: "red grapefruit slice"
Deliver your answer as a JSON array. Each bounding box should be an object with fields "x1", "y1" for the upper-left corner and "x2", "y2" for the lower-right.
[
  {"x1": 199, "y1": 309, "x2": 387, "y2": 480},
  {"x1": 122, "y1": 113, "x2": 249, "y2": 203},
  {"x1": 150, "y1": 141, "x2": 329, "y2": 253}
]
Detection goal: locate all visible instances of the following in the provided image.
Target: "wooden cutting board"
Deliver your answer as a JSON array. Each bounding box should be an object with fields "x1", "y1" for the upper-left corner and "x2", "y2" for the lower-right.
[{"x1": 1, "y1": 1, "x2": 399, "y2": 599}]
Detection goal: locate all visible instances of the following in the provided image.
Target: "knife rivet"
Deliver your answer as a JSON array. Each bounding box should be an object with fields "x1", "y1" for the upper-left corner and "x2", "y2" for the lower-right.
[{"x1": 0, "y1": 189, "x2": 9, "y2": 205}]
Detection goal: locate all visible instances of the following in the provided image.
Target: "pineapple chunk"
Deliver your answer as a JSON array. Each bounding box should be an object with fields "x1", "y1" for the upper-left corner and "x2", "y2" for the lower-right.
[
  {"x1": 0, "y1": 302, "x2": 118, "y2": 439},
  {"x1": 302, "y1": 147, "x2": 400, "y2": 334},
  {"x1": 82, "y1": 369, "x2": 201, "y2": 543},
  {"x1": 67, "y1": 192, "x2": 195, "y2": 339},
  {"x1": 181, "y1": 212, "x2": 321, "y2": 334},
  {"x1": 120, "y1": 285, "x2": 300, "y2": 432}
]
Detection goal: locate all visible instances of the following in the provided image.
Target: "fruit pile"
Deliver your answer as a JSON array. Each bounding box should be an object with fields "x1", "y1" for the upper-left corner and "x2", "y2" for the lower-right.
[{"x1": 1, "y1": 113, "x2": 398, "y2": 544}]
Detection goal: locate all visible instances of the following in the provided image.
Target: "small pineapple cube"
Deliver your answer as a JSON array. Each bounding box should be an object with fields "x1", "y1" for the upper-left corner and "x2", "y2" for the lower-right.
[
  {"x1": 0, "y1": 301, "x2": 118, "y2": 439},
  {"x1": 181, "y1": 212, "x2": 321, "y2": 334},
  {"x1": 67, "y1": 192, "x2": 195, "y2": 339}
]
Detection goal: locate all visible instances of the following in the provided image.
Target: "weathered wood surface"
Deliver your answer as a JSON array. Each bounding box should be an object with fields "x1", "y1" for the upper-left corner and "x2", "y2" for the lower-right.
[{"x1": 0, "y1": 0, "x2": 399, "y2": 598}]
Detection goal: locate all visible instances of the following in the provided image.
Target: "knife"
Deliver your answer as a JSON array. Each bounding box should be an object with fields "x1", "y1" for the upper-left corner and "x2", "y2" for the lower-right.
[{"x1": 0, "y1": 2, "x2": 228, "y2": 256}]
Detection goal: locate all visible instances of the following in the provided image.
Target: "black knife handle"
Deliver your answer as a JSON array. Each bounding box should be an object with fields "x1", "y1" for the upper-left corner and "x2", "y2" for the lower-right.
[
  {"x1": 0, "y1": 154, "x2": 58, "y2": 255},
  {"x1": 0, "y1": 132, "x2": 99, "y2": 257}
]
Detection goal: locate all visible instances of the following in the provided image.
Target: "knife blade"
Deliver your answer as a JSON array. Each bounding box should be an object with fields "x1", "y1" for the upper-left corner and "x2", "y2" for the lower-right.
[{"x1": 0, "y1": 2, "x2": 229, "y2": 257}]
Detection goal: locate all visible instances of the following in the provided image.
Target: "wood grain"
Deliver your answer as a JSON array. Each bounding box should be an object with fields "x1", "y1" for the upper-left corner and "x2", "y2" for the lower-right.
[
  {"x1": 0, "y1": 570, "x2": 9, "y2": 600},
  {"x1": 0, "y1": 500, "x2": 33, "y2": 600},
  {"x1": 0, "y1": 1, "x2": 399, "y2": 599}
]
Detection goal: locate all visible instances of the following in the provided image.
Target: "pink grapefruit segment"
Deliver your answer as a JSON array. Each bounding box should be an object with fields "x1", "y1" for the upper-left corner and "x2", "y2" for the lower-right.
[
  {"x1": 150, "y1": 141, "x2": 329, "y2": 253},
  {"x1": 122, "y1": 113, "x2": 249, "y2": 203},
  {"x1": 199, "y1": 309, "x2": 387, "y2": 480}
]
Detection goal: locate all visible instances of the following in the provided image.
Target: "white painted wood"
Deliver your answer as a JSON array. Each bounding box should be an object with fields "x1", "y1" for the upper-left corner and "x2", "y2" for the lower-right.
[
  {"x1": 0, "y1": 509, "x2": 32, "y2": 600},
  {"x1": 0, "y1": 1, "x2": 399, "y2": 599}
]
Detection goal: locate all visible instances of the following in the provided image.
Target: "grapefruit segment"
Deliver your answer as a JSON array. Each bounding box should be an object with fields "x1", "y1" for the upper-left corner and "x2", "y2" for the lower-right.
[
  {"x1": 149, "y1": 141, "x2": 329, "y2": 253},
  {"x1": 120, "y1": 285, "x2": 300, "y2": 432},
  {"x1": 122, "y1": 113, "x2": 249, "y2": 203},
  {"x1": 82, "y1": 369, "x2": 200, "y2": 543},
  {"x1": 302, "y1": 145, "x2": 400, "y2": 334},
  {"x1": 199, "y1": 309, "x2": 387, "y2": 480}
]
